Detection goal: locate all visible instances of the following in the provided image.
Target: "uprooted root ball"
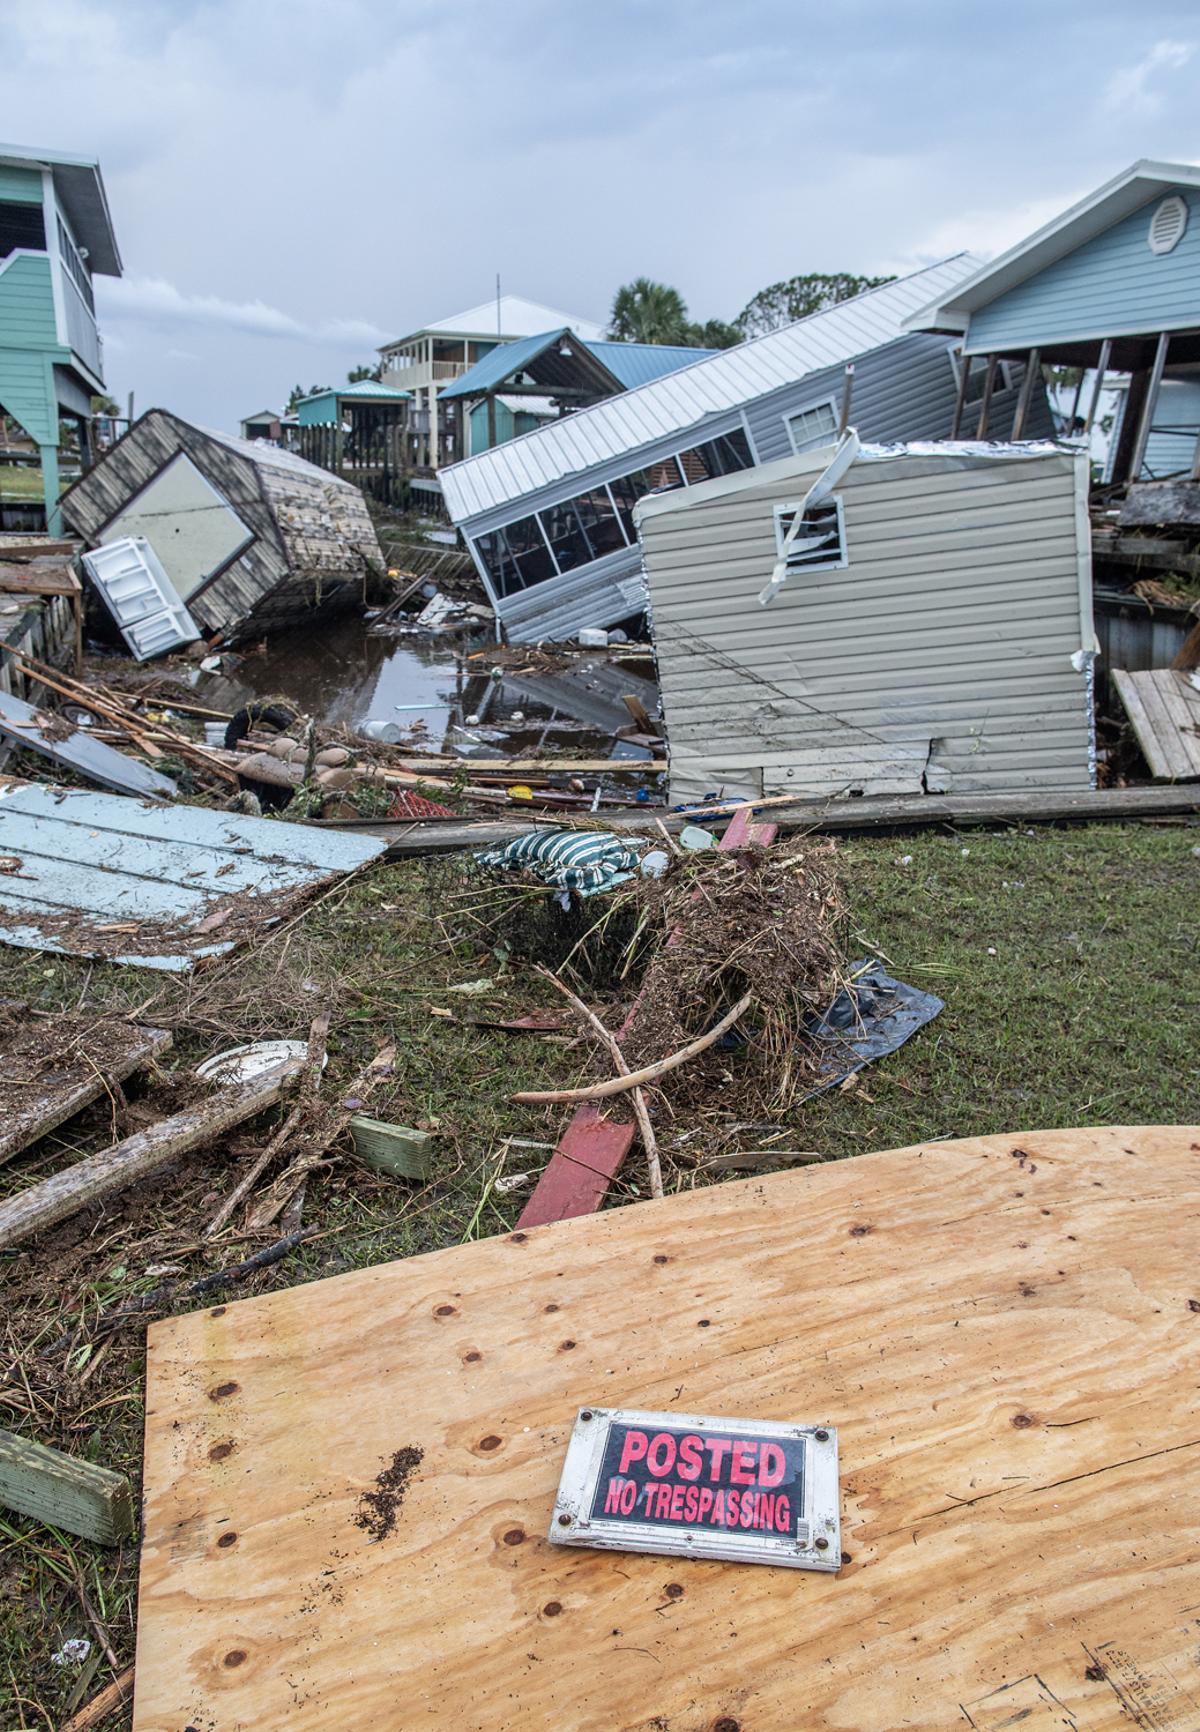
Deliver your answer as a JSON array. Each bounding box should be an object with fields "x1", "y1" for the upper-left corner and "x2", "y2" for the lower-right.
[{"x1": 617, "y1": 836, "x2": 843, "y2": 1113}]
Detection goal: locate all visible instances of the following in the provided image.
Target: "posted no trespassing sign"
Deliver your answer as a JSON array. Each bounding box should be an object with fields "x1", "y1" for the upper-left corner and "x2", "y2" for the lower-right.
[{"x1": 548, "y1": 1407, "x2": 840, "y2": 1571}]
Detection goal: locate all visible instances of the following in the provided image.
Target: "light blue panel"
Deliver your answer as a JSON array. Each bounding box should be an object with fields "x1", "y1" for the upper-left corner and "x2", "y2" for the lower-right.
[
  {"x1": 0, "y1": 784, "x2": 385, "y2": 971},
  {"x1": 0, "y1": 253, "x2": 59, "y2": 349},
  {"x1": 0, "y1": 164, "x2": 44, "y2": 203},
  {"x1": 1143, "y1": 376, "x2": 1200, "y2": 478},
  {"x1": 297, "y1": 391, "x2": 339, "y2": 425},
  {"x1": 0, "y1": 690, "x2": 178, "y2": 798},
  {"x1": 469, "y1": 397, "x2": 518, "y2": 453},
  {"x1": 967, "y1": 186, "x2": 1200, "y2": 352}
]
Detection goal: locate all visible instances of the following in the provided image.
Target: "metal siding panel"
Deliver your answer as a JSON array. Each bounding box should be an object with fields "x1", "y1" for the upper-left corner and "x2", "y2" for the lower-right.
[
  {"x1": 639, "y1": 450, "x2": 1091, "y2": 800},
  {"x1": 967, "y1": 186, "x2": 1200, "y2": 351}
]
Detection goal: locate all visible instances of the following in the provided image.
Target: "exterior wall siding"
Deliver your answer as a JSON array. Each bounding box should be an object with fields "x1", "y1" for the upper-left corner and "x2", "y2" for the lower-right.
[
  {"x1": 0, "y1": 166, "x2": 43, "y2": 203},
  {"x1": 0, "y1": 349, "x2": 57, "y2": 445},
  {"x1": 636, "y1": 449, "x2": 1093, "y2": 803},
  {"x1": 0, "y1": 254, "x2": 60, "y2": 351},
  {"x1": 966, "y1": 185, "x2": 1200, "y2": 352},
  {"x1": 743, "y1": 332, "x2": 1051, "y2": 463}
]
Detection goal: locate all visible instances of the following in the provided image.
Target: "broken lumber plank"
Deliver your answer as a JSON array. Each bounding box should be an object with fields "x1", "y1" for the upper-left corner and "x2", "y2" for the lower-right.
[
  {"x1": 0, "y1": 1427, "x2": 134, "y2": 1544},
  {"x1": 344, "y1": 781, "x2": 1200, "y2": 856},
  {"x1": 59, "y1": 1666, "x2": 135, "y2": 1732},
  {"x1": 349, "y1": 1115, "x2": 432, "y2": 1180},
  {"x1": 517, "y1": 805, "x2": 777, "y2": 1230},
  {"x1": 0, "y1": 1059, "x2": 303, "y2": 1252},
  {"x1": 1112, "y1": 668, "x2": 1200, "y2": 780},
  {"x1": 0, "y1": 1019, "x2": 172, "y2": 1166}
]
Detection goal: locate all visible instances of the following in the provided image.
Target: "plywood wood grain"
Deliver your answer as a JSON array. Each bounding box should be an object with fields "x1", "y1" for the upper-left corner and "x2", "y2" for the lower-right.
[{"x1": 134, "y1": 1125, "x2": 1200, "y2": 1732}]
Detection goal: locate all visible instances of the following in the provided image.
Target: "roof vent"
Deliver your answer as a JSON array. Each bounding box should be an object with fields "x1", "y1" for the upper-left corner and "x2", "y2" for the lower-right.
[{"x1": 1148, "y1": 194, "x2": 1188, "y2": 256}]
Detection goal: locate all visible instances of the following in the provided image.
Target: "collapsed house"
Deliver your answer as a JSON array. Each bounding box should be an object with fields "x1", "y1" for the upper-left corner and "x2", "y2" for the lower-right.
[
  {"x1": 635, "y1": 438, "x2": 1095, "y2": 805},
  {"x1": 59, "y1": 409, "x2": 383, "y2": 649},
  {"x1": 439, "y1": 257, "x2": 1055, "y2": 643}
]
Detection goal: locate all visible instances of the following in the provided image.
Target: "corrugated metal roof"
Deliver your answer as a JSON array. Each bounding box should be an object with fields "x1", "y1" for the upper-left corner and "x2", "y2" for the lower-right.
[
  {"x1": 0, "y1": 783, "x2": 385, "y2": 971},
  {"x1": 585, "y1": 339, "x2": 717, "y2": 389},
  {"x1": 383, "y1": 295, "x2": 605, "y2": 348},
  {"x1": 440, "y1": 256, "x2": 980, "y2": 523},
  {"x1": 339, "y1": 379, "x2": 412, "y2": 400}
]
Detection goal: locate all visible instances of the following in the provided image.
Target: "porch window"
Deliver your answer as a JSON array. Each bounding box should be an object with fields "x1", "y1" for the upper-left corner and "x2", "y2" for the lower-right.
[
  {"x1": 539, "y1": 498, "x2": 595, "y2": 575},
  {"x1": 949, "y1": 349, "x2": 1014, "y2": 402},
  {"x1": 473, "y1": 513, "x2": 558, "y2": 597},
  {"x1": 609, "y1": 460, "x2": 685, "y2": 538},
  {"x1": 0, "y1": 200, "x2": 46, "y2": 260},
  {"x1": 784, "y1": 400, "x2": 838, "y2": 454},
  {"x1": 773, "y1": 496, "x2": 846, "y2": 576},
  {"x1": 677, "y1": 428, "x2": 754, "y2": 482}
]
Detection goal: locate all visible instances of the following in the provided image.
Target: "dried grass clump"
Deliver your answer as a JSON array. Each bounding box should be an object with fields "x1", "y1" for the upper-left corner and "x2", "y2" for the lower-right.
[{"x1": 615, "y1": 835, "x2": 844, "y2": 1113}]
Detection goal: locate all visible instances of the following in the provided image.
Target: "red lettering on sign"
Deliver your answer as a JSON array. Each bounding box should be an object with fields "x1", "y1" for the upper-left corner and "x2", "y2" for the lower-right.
[
  {"x1": 775, "y1": 1497, "x2": 790, "y2": 1534},
  {"x1": 640, "y1": 1482, "x2": 655, "y2": 1511},
  {"x1": 712, "y1": 1490, "x2": 727, "y2": 1525},
  {"x1": 741, "y1": 1492, "x2": 756, "y2": 1528},
  {"x1": 705, "y1": 1437, "x2": 732, "y2": 1480},
  {"x1": 677, "y1": 1434, "x2": 703, "y2": 1481},
  {"x1": 697, "y1": 1487, "x2": 713, "y2": 1522},
  {"x1": 683, "y1": 1484, "x2": 699, "y2": 1522},
  {"x1": 669, "y1": 1484, "x2": 686, "y2": 1521},
  {"x1": 620, "y1": 1480, "x2": 637, "y2": 1515},
  {"x1": 603, "y1": 1478, "x2": 625, "y2": 1514},
  {"x1": 619, "y1": 1430, "x2": 649, "y2": 1474},
  {"x1": 647, "y1": 1433, "x2": 676, "y2": 1477},
  {"x1": 729, "y1": 1441, "x2": 755, "y2": 1485},
  {"x1": 759, "y1": 1443, "x2": 785, "y2": 1487},
  {"x1": 727, "y1": 1490, "x2": 741, "y2": 1525}
]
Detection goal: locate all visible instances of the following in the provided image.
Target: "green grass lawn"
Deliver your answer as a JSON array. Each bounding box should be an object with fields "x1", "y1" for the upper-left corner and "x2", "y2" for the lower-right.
[{"x1": 0, "y1": 820, "x2": 1196, "y2": 1726}]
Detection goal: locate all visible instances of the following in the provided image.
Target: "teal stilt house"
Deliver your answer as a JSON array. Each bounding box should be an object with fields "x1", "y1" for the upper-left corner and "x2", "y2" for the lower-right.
[{"x1": 0, "y1": 142, "x2": 122, "y2": 530}]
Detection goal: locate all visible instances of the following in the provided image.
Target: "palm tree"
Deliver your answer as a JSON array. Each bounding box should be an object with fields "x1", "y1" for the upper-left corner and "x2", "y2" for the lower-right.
[{"x1": 608, "y1": 279, "x2": 689, "y2": 345}]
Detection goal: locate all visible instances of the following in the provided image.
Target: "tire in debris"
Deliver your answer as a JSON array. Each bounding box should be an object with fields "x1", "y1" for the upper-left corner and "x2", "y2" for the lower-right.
[{"x1": 223, "y1": 702, "x2": 298, "y2": 751}]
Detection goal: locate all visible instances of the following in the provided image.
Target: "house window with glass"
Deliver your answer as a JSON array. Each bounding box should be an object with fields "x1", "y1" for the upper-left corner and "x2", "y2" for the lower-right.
[{"x1": 784, "y1": 400, "x2": 839, "y2": 455}]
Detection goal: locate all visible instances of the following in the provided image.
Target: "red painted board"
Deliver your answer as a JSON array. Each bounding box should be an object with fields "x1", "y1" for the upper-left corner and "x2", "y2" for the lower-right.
[
  {"x1": 517, "y1": 805, "x2": 777, "y2": 1231},
  {"x1": 516, "y1": 1106, "x2": 636, "y2": 1228}
]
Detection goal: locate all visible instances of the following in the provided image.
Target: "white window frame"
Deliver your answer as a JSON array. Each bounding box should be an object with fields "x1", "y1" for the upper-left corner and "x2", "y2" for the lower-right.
[
  {"x1": 772, "y1": 495, "x2": 848, "y2": 576},
  {"x1": 783, "y1": 397, "x2": 840, "y2": 457}
]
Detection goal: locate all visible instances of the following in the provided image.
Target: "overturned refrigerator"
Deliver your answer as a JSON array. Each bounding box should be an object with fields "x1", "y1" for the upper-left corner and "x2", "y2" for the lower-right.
[
  {"x1": 60, "y1": 410, "x2": 383, "y2": 648},
  {"x1": 635, "y1": 439, "x2": 1096, "y2": 805}
]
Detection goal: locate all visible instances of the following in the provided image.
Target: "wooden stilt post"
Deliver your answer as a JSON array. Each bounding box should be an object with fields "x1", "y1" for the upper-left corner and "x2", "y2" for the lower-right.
[
  {"x1": 1129, "y1": 331, "x2": 1170, "y2": 482},
  {"x1": 974, "y1": 355, "x2": 998, "y2": 439},
  {"x1": 838, "y1": 363, "x2": 855, "y2": 434},
  {"x1": 1011, "y1": 347, "x2": 1040, "y2": 439},
  {"x1": 950, "y1": 346, "x2": 971, "y2": 439},
  {"x1": 1084, "y1": 338, "x2": 1113, "y2": 435}
]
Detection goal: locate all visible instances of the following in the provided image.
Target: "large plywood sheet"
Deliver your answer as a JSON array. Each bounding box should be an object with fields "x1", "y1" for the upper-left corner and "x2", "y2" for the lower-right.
[{"x1": 134, "y1": 1125, "x2": 1200, "y2": 1731}]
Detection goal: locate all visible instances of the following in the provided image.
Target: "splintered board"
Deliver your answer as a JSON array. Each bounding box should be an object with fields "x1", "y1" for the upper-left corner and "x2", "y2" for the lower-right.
[{"x1": 134, "y1": 1126, "x2": 1200, "y2": 1732}]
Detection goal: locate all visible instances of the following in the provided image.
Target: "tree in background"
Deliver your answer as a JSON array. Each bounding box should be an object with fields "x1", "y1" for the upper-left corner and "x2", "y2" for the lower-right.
[
  {"x1": 608, "y1": 280, "x2": 741, "y2": 349},
  {"x1": 348, "y1": 362, "x2": 383, "y2": 383},
  {"x1": 609, "y1": 279, "x2": 690, "y2": 345},
  {"x1": 735, "y1": 272, "x2": 896, "y2": 338},
  {"x1": 686, "y1": 317, "x2": 742, "y2": 350},
  {"x1": 286, "y1": 383, "x2": 331, "y2": 413}
]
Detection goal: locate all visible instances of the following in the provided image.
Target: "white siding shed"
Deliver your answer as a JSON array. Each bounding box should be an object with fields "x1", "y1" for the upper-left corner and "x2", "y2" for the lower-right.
[{"x1": 635, "y1": 442, "x2": 1095, "y2": 805}]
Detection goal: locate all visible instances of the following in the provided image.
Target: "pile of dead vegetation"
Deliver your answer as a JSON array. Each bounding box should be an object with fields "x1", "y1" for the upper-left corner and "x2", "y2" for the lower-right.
[
  {"x1": 616, "y1": 835, "x2": 843, "y2": 1113},
  {"x1": 481, "y1": 832, "x2": 846, "y2": 1117}
]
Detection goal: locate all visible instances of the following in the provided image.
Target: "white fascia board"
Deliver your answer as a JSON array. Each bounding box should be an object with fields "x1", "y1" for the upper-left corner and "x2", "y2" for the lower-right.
[
  {"x1": 39, "y1": 168, "x2": 69, "y2": 352},
  {"x1": 902, "y1": 160, "x2": 1200, "y2": 333}
]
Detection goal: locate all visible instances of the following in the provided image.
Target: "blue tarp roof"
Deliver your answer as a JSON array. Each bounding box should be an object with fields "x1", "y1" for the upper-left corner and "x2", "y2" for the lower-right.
[{"x1": 438, "y1": 330, "x2": 715, "y2": 402}]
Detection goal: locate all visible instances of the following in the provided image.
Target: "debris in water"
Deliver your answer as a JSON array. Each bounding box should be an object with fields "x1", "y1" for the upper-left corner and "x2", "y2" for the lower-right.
[{"x1": 354, "y1": 1446, "x2": 424, "y2": 1542}]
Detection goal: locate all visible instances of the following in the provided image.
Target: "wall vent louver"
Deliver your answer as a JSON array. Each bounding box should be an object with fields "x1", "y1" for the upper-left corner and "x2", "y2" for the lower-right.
[{"x1": 1148, "y1": 194, "x2": 1188, "y2": 256}]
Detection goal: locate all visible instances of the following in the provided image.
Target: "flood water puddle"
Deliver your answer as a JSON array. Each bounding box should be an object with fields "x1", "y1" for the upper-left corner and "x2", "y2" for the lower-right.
[{"x1": 197, "y1": 611, "x2": 661, "y2": 771}]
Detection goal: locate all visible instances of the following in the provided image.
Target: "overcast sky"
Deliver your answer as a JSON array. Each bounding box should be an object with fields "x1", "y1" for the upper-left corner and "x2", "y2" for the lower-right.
[{"x1": 4, "y1": 0, "x2": 1197, "y2": 429}]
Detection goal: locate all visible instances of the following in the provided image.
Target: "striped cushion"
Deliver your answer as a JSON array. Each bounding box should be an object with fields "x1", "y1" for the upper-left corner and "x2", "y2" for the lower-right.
[{"x1": 475, "y1": 829, "x2": 643, "y2": 897}]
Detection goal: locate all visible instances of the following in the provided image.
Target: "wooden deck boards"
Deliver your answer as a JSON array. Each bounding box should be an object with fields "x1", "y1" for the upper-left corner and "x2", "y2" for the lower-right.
[
  {"x1": 134, "y1": 1124, "x2": 1200, "y2": 1732},
  {"x1": 1112, "y1": 667, "x2": 1200, "y2": 780}
]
